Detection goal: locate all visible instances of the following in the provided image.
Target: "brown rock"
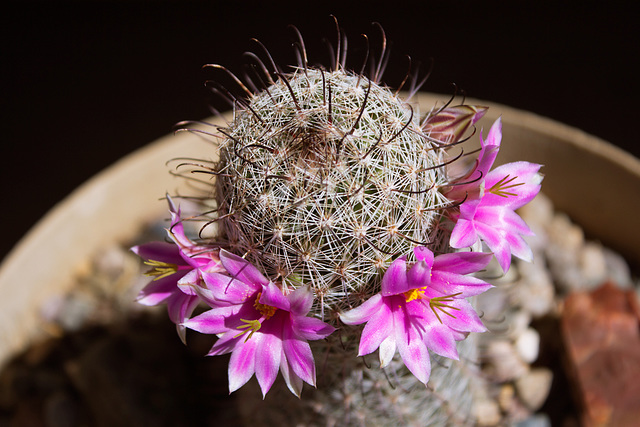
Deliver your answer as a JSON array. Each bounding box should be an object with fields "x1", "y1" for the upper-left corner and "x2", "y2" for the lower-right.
[{"x1": 562, "y1": 282, "x2": 640, "y2": 427}]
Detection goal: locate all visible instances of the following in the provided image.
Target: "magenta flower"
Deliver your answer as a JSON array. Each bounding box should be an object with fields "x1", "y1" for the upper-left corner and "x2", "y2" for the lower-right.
[
  {"x1": 340, "y1": 247, "x2": 492, "y2": 385},
  {"x1": 132, "y1": 197, "x2": 223, "y2": 343},
  {"x1": 422, "y1": 104, "x2": 488, "y2": 145},
  {"x1": 182, "y1": 250, "x2": 335, "y2": 398},
  {"x1": 445, "y1": 118, "x2": 542, "y2": 272}
]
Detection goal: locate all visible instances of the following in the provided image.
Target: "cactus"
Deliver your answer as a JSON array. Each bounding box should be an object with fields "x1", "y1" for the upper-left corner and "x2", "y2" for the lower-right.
[
  {"x1": 215, "y1": 67, "x2": 451, "y2": 317},
  {"x1": 133, "y1": 21, "x2": 542, "y2": 426},
  {"x1": 235, "y1": 328, "x2": 481, "y2": 426}
]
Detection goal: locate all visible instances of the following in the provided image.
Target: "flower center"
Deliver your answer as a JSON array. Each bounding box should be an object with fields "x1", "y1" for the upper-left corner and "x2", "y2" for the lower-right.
[
  {"x1": 404, "y1": 287, "x2": 426, "y2": 303},
  {"x1": 253, "y1": 292, "x2": 277, "y2": 319},
  {"x1": 488, "y1": 174, "x2": 524, "y2": 198},
  {"x1": 429, "y1": 292, "x2": 462, "y2": 323},
  {"x1": 144, "y1": 259, "x2": 178, "y2": 280},
  {"x1": 234, "y1": 292, "x2": 278, "y2": 342}
]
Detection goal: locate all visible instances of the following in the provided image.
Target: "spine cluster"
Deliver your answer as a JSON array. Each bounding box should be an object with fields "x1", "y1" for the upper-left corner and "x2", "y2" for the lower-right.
[{"x1": 215, "y1": 68, "x2": 450, "y2": 316}]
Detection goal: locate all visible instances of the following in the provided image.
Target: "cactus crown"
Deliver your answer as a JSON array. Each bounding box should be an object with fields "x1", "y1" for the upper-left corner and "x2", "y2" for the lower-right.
[
  {"x1": 204, "y1": 39, "x2": 453, "y2": 317},
  {"x1": 216, "y1": 70, "x2": 451, "y2": 314}
]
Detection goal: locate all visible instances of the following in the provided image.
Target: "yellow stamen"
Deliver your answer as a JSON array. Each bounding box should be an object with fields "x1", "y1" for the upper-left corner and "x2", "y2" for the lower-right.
[
  {"x1": 234, "y1": 319, "x2": 262, "y2": 342},
  {"x1": 144, "y1": 259, "x2": 179, "y2": 280},
  {"x1": 429, "y1": 292, "x2": 462, "y2": 323},
  {"x1": 488, "y1": 174, "x2": 524, "y2": 198},
  {"x1": 253, "y1": 292, "x2": 277, "y2": 319},
  {"x1": 403, "y1": 287, "x2": 426, "y2": 302},
  {"x1": 233, "y1": 292, "x2": 279, "y2": 343}
]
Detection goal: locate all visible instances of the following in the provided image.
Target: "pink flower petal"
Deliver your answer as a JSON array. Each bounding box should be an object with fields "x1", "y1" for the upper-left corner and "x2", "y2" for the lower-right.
[
  {"x1": 412, "y1": 306, "x2": 459, "y2": 360},
  {"x1": 180, "y1": 279, "x2": 216, "y2": 305},
  {"x1": 358, "y1": 303, "x2": 394, "y2": 356},
  {"x1": 381, "y1": 257, "x2": 410, "y2": 296},
  {"x1": 260, "y1": 281, "x2": 290, "y2": 312},
  {"x1": 166, "y1": 209, "x2": 193, "y2": 251},
  {"x1": 475, "y1": 222, "x2": 512, "y2": 272},
  {"x1": 430, "y1": 271, "x2": 493, "y2": 297},
  {"x1": 340, "y1": 294, "x2": 383, "y2": 325},
  {"x1": 437, "y1": 114, "x2": 497, "y2": 202},
  {"x1": 463, "y1": 118, "x2": 502, "y2": 189},
  {"x1": 293, "y1": 316, "x2": 335, "y2": 341},
  {"x1": 378, "y1": 336, "x2": 397, "y2": 368},
  {"x1": 201, "y1": 272, "x2": 258, "y2": 304},
  {"x1": 208, "y1": 333, "x2": 241, "y2": 356},
  {"x1": 220, "y1": 250, "x2": 269, "y2": 286},
  {"x1": 183, "y1": 305, "x2": 243, "y2": 335},
  {"x1": 432, "y1": 252, "x2": 493, "y2": 275},
  {"x1": 450, "y1": 217, "x2": 479, "y2": 248},
  {"x1": 255, "y1": 330, "x2": 282, "y2": 397},
  {"x1": 279, "y1": 348, "x2": 304, "y2": 397},
  {"x1": 166, "y1": 293, "x2": 200, "y2": 344},
  {"x1": 287, "y1": 286, "x2": 313, "y2": 315},
  {"x1": 450, "y1": 329, "x2": 470, "y2": 341},
  {"x1": 136, "y1": 272, "x2": 188, "y2": 306},
  {"x1": 394, "y1": 311, "x2": 431, "y2": 385},
  {"x1": 166, "y1": 291, "x2": 199, "y2": 325},
  {"x1": 505, "y1": 232, "x2": 533, "y2": 263},
  {"x1": 484, "y1": 162, "x2": 542, "y2": 209},
  {"x1": 425, "y1": 325, "x2": 459, "y2": 360},
  {"x1": 475, "y1": 206, "x2": 533, "y2": 236},
  {"x1": 483, "y1": 117, "x2": 502, "y2": 150},
  {"x1": 413, "y1": 246, "x2": 434, "y2": 265},
  {"x1": 131, "y1": 241, "x2": 182, "y2": 264},
  {"x1": 407, "y1": 259, "x2": 432, "y2": 288},
  {"x1": 177, "y1": 269, "x2": 200, "y2": 290},
  {"x1": 282, "y1": 338, "x2": 316, "y2": 387},
  {"x1": 228, "y1": 336, "x2": 258, "y2": 393},
  {"x1": 440, "y1": 298, "x2": 487, "y2": 333}
]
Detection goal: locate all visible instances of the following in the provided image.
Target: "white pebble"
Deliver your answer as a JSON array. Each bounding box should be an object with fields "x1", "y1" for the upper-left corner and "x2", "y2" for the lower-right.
[
  {"x1": 497, "y1": 383, "x2": 515, "y2": 412},
  {"x1": 515, "y1": 368, "x2": 553, "y2": 411},
  {"x1": 515, "y1": 327, "x2": 540, "y2": 363},
  {"x1": 473, "y1": 398, "x2": 501, "y2": 427},
  {"x1": 548, "y1": 213, "x2": 584, "y2": 252},
  {"x1": 514, "y1": 261, "x2": 555, "y2": 317},
  {"x1": 579, "y1": 242, "x2": 608, "y2": 289},
  {"x1": 485, "y1": 340, "x2": 529, "y2": 382},
  {"x1": 603, "y1": 247, "x2": 633, "y2": 288},
  {"x1": 505, "y1": 309, "x2": 532, "y2": 340}
]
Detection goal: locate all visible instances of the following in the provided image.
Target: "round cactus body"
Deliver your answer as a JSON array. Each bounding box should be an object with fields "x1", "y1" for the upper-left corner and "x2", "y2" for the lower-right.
[
  {"x1": 216, "y1": 68, "x2": 451, "y2": 316},
  {"x1": 134, "y1": 22, "x2": 542, "y2": 426}
]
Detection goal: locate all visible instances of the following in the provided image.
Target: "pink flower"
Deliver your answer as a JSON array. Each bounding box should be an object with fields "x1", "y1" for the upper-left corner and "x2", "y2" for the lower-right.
[
  {"x1": 446, "y1": 118, "x2": 543, "y2": 272},
  {"x1": 132, "y1": 197, "x2": 223, "y2": 343},
  {"x1": 340, "y1": 247, "x2": 492, "y2": 385},
  {"x1": 422, "y1": 104, "x2": 488, "y2": 145},
  {"x1": 183, "y1": 250, "x2": 335, "y2": 398}
]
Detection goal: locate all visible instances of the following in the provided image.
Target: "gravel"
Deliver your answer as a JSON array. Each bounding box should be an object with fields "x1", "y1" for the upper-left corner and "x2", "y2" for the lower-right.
[{"x1": 1, "y1": 192, "x2": 637, "y2": 426}]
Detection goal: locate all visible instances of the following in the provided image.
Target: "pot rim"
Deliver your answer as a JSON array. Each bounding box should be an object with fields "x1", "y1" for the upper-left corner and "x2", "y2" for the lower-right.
[{"x1": 1, "y1": 93, "x2": 638, "y2": 368}]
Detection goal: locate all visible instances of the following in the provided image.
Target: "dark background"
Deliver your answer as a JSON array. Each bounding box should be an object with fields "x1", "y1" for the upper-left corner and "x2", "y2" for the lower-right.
[{"x1": 2, "y1": 1, "x2": 638, "y2": 263}]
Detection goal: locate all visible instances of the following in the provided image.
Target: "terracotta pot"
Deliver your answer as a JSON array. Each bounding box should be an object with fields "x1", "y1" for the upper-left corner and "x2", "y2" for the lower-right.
[{"x1": 1, "y1": 93, "x2": 639, "y2": 369}]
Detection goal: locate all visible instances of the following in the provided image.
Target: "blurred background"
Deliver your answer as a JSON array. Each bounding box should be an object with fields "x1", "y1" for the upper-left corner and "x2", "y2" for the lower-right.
[{"x1": 2, "y1": 1, "x2": 638, "y2": 262}]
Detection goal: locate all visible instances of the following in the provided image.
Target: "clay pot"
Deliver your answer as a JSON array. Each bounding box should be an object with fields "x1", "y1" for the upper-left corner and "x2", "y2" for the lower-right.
[{"x1": 1, "y1": 93, "x2": 639, "y2": 369}]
